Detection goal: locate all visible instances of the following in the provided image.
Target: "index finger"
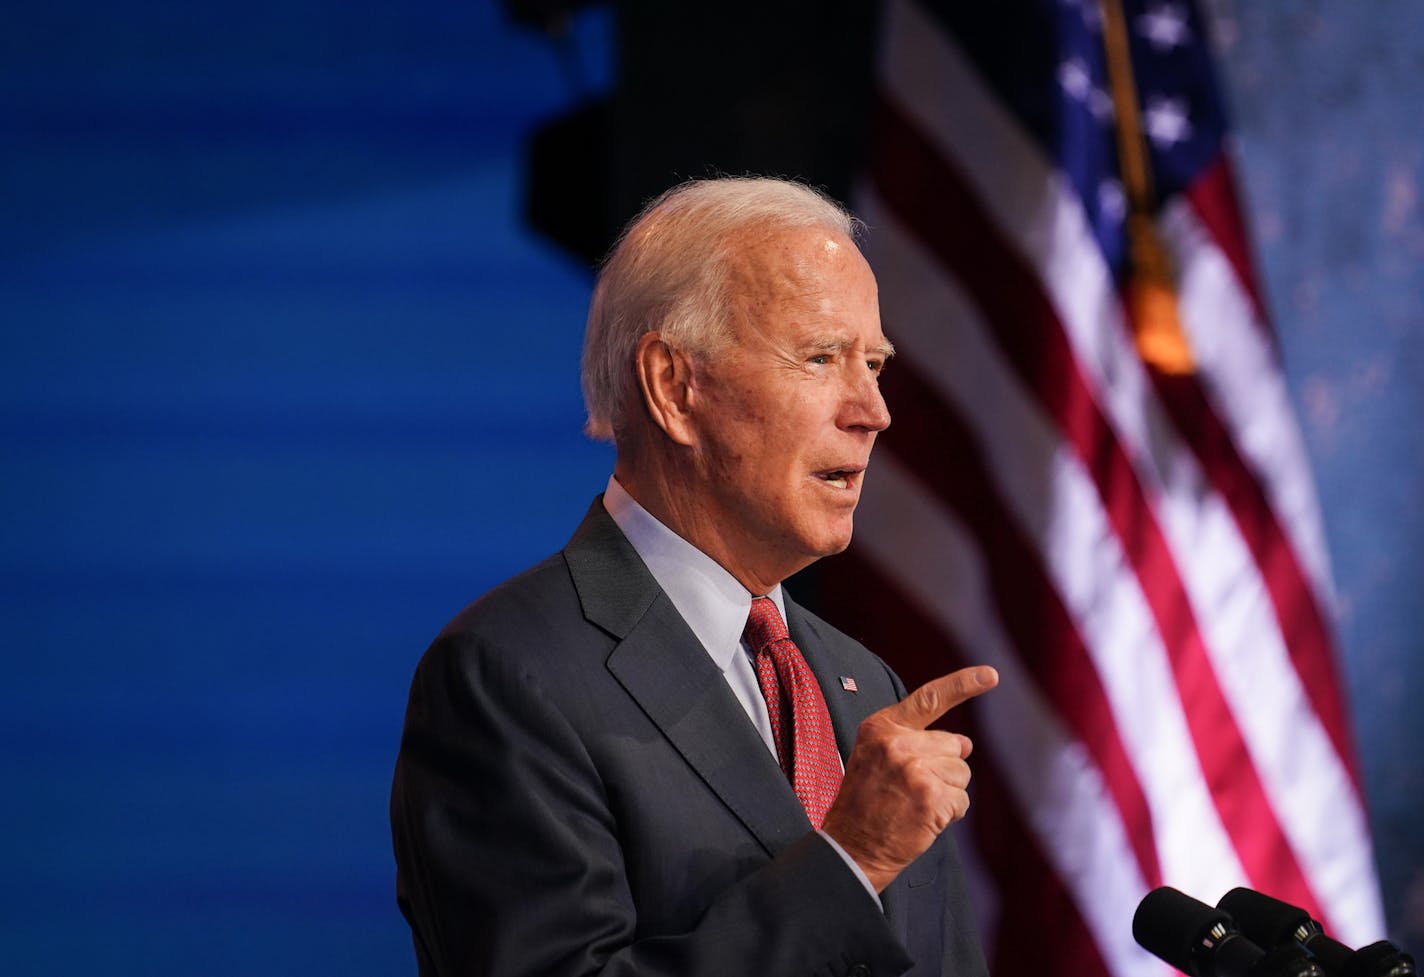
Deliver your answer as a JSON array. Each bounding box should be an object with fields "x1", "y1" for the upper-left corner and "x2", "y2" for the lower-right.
[{"x1": 882, "y1": 666, "x2": 999, "y2": 730}]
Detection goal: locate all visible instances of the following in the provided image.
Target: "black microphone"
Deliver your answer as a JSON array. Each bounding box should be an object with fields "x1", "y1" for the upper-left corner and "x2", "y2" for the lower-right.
[
  {"x1": 1134, "y1": 886, "x2": 1324, "y2": 977},
  {"x1": 1218, "y1": 887, "x2": 1415, "y2": 977}
]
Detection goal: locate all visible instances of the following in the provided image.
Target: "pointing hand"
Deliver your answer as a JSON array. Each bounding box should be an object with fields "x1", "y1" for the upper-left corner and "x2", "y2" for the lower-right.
[{"x1": 821, "y1": 665, "x2": 999, "y2": 892}]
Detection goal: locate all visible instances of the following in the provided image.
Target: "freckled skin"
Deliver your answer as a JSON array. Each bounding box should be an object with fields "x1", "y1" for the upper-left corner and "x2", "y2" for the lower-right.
[{"x1": 671, "y1": 224, "x2": 893, "y2": 594}]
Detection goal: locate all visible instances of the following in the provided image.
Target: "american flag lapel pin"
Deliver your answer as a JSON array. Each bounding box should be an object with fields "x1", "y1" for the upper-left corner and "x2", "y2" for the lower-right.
[{"x1": 839, "y1": 675, "x2": 859, "y2": 693}]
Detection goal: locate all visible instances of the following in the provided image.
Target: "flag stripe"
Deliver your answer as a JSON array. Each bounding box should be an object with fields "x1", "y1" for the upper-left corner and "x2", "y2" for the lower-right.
[
  {"x1": 1157, "y1": 201, "x2": 1379, "y2": 942},
  {"x1": 868, "y1": 92, "x2": 1326, "y2": 922},
  {"x1": 861, "y1": 190, "x2": 1251, "y2": 903},
  {"x1": 1152, "y1": 366, "x2": 1360, "y2": 783},
  {"x1": 1161, "y1": 197, "x2": 1335, "y2": 599},
  {"x1": 1183, "y1": 157, "x2": 1271, "y2": 336},
  {"x1": 1156, "y1": 196, "x2": 1361, "y2": 790},
  {"x1": 881, "y1": 357, "x2": 1162, "y2": 887}
]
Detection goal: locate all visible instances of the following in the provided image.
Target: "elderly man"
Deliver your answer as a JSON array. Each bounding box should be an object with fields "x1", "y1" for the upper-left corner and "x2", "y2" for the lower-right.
[{"x1": 391, "y1": 177, "x2": 997, "y2": 977}]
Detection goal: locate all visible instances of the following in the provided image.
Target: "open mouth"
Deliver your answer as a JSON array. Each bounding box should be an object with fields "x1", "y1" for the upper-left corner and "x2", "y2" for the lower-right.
[{"x1": 816, "y1": 468, "x2": 862, "y2": 490}]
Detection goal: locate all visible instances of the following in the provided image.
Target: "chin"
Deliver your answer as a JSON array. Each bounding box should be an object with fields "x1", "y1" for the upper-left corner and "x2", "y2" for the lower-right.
[{"x1": 808, "y1": 522, "x2": 856, "y2": 559}]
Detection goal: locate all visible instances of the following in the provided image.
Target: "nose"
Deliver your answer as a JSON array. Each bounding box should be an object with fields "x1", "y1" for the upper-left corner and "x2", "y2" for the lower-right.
[{"x1": 841, "y1": 365, "x2": 891, "y2": 433}]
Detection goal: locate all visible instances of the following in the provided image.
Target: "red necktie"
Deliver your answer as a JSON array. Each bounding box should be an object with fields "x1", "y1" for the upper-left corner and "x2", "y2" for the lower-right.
[{"x1": 744, "y1": 596, "x2": 842, "y2": 828}]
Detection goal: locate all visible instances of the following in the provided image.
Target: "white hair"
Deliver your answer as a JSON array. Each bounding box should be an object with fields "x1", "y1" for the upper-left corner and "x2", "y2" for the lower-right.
[{"x1": 580, "y1": 176, "x2": 861, "y2": 442}]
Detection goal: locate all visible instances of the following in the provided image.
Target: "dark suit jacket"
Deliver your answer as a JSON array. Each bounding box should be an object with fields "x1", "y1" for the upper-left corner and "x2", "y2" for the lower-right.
[{"x1": 391, "y1": 499, "x2": 986, "y2": 977}]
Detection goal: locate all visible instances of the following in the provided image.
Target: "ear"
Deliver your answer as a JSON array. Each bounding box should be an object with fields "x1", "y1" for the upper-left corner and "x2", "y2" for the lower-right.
[{"x1": 634, "y1": 331, "x2": 699, "y2": 447}]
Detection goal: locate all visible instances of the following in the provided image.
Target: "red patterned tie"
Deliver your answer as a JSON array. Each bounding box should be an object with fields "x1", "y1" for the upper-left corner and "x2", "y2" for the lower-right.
[{"x1": 744, "y1": 596, "x2": 843, "y2": 828}]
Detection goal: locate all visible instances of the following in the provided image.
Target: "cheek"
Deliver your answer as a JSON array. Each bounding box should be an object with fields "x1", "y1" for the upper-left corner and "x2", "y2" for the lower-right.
[
  {"x1": 695, "y1": 416, "x2": 754, "y2": 481},
  {"x1": 698, "y1": 392, "x2": 771, "y2": 465},
  {"x1": 696, "y1": 384, "x2": 818, "y2": 485}
]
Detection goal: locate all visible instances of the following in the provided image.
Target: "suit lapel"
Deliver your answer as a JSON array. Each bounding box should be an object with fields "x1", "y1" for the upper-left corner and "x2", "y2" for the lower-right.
[
  {"x1": 785, "y1": 598, "x2": 883, "y2": 761},
  {"x1": 565, "y1": 499, "x2": 810, "y2": 857},
  {"x1": 605, "y1": 606, "x2": 812, "y2": 856}
]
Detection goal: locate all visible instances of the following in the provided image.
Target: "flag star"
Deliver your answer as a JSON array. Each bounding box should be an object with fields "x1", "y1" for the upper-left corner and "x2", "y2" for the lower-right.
[
  {"x1": 1089, "y1": 86, "x2": 1115, "y2": 122},
  {"x1": 1058, "y1": 59, "x2": 1114, "y2": 122},
  {"x1": 1144, "y1": 95, "x2": 1193, "y2": 146},
  {"x1": 1137, "y1": 2, "x2": 1190, "y2": 51},
  {"x1": 1099, "y1": 179, "x2": 1127, "y2": 222},
  {"x1": 1059, "y1": 0, "x2": 1102, "y2": 30},
  {"x1": 1058, "y1": 58, "x2": 1093, "y2": 101}
]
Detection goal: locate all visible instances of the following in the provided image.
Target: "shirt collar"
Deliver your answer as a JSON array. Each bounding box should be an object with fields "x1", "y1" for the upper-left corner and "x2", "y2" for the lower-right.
[{"x1": 603, "y1": 475, "x2": 786, "y2": 672}]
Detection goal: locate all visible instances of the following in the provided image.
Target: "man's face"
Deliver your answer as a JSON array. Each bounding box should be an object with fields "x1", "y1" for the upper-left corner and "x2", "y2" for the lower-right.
[{"x1": 684, "y1": 224, "x2": 891, "y2": 590}]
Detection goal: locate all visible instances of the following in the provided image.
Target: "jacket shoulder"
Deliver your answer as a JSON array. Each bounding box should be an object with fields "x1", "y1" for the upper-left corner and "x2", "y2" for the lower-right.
[{"x1": 437, "y1": 551, "x2": 580, "y2": 643}]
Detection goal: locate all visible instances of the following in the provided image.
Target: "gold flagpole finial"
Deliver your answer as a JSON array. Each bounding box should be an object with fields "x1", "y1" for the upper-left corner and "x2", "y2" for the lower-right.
[{"x1": 1098, "y1": 0, "x2": 1196, "y2": 375}]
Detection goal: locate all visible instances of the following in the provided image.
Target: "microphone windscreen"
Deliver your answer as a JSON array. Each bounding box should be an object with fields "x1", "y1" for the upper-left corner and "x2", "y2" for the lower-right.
[
  {"x1": 1135, "y1": 886, "x2": 1234, "y2": 976},
  {"x1": 1218, "y1": 887, "x2": 1315, "y2": 948}
]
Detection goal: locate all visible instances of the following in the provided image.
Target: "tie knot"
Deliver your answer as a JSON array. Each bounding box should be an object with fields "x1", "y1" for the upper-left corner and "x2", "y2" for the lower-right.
[{"x1": 744, "y1": 596, "x2": 790, "y2": 651}]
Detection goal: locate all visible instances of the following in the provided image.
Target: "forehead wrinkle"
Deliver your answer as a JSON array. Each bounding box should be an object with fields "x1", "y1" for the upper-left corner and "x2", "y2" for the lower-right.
[
  {"x1": 720, "y1": 225, "x2": 881, "y2": 356},
  {"x1": 723, "y1": 245, "x2": 823, "y2": 337}
]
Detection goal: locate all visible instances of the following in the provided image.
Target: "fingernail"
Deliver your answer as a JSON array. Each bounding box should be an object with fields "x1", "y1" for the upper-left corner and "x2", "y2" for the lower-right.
[{"x1": 977, "y1": 667, "x2": 997, "y2": 687}]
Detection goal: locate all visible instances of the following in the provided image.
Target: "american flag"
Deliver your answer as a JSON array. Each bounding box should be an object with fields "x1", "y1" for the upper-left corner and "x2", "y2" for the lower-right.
[{"x1": 822, "y1": 1, "x2": 1387, "y2": 973}]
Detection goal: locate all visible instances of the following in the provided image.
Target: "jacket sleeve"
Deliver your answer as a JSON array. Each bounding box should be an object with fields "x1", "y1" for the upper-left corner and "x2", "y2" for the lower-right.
[{"x1": 390, "y1": 630, "x2": 916, "y2": 977}]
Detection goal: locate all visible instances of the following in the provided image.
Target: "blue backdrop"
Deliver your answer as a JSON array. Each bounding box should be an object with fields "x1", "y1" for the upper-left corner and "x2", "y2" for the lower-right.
[{"x1": 2, "y1": 4, "x2": 1420, "y2": 974}]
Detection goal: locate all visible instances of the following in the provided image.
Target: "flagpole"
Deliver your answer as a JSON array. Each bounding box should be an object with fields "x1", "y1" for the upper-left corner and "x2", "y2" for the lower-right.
[{"x1": 1098, "y1": 0, "x2": 1196, "y2": 375}]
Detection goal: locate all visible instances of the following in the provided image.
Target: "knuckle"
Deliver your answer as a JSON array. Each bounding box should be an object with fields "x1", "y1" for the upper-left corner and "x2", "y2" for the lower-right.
[
  {"x1": 915, "y1": 684, "x2": 943, "y2": 717},
  {"x1": 901, "y1": 757, "x2": 934, "y2": 792},
  {"x1": 856, "y1": 723, "x2": 893, "y2": 757},
  {"x1": 882, "y1": 735, "x2": 915, "y2": 771}
]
